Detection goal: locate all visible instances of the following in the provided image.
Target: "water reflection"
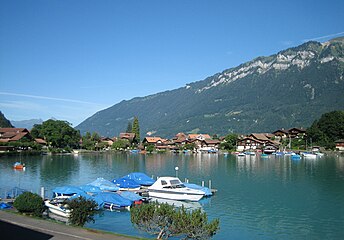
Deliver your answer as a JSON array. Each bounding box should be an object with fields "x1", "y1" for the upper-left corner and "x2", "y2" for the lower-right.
[{"x1": 1, "y1": 153, "x2": 344, "y2": 239}]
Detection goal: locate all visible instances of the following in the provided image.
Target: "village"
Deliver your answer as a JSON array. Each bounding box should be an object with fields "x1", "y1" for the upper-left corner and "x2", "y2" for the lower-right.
[{"x1": 1, "y1": 127, "x2": 343, "y2": 154}]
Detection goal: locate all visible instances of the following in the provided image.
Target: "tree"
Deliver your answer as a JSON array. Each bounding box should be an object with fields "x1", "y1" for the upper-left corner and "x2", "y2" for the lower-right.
[
  {"x1": 13, "y1": 192, "x2": 46, "y2": 217},
  {"x1": 31, "y1": 119, "x2": 80, "y2": 149},
  {"x1": 68, "y1": 196, "x2": 99, "y2": 227},
  {"x1": 126, "y1": 121, "x2": 132, "y2": 133},
  {"x1": 131, "y1": 201, "x2": 220, "y2": 239},
  {"x1": 220, "y1": 133, "x2": 238, "y2": 151},
  {"x1": 111, "y1": 139, "x2": 130, "y2": 150},
  {"x1": 132, "y1": 117, "x2": 140, "y2": 143},
  {"x1": 307, "y1": 111, "x2": 344, "y2": 149}
]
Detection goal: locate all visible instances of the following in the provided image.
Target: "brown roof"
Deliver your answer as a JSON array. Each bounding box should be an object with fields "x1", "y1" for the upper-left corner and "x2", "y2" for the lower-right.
[
  {"x1": 249, "y1": 133, "x2": 270, "y2": 141},
  {"x1": 143, "y1": 137, "x2": 165, "y2": 143},
  {"x1": 0, "y1": 128, "x2": 28, "y2": 134},
  {"x1": 119, "y1": 133, "x2": 135, "y2": 141},
  {"x1": 188, "y1": 134, "x2": 212, "y2": 140}
]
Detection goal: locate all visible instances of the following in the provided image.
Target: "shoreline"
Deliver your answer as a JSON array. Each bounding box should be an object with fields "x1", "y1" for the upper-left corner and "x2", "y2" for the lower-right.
[{"x1": 0, "y1": 209, "x2": 148, "y2": 240}]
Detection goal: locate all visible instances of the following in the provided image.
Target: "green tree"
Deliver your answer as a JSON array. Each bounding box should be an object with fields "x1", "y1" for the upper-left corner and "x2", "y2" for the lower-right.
[
  {"x1": 31, "y1": 119, "x2": 80, "y2": 149},
  {"x1": 112, "y1": 139, "x2": 130, "y2": 150},
  {"x1": 220, "y1": 133, "x2": 238, "y2": 151},
  {"x1": 131, "y1": 201, "x2": 220, "y2": 239},
  {"x1": 13, "y1": 192, "x2": 46, "y2": 217},
  {"x1": 68, "y1": 197, "x2": 99, "y2": 227},
  {"x1": 307, "y1": 111, "x2": 344, "y2": 149},
  {"x1": 132, "y1": 117, "x2": 140, "y2": 143},
  {"x1": 146, "y1": 144, "x2": 155, "y2": 153},
  {"x1": 126, "y1": 121, "x2": 132, "y2": 133}
]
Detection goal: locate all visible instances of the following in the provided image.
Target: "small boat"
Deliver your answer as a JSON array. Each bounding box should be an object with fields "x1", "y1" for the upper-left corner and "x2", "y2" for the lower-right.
[
  {"x1": 13, "y1": 162, "x2": 25, "y2": 170},
  {"x1": 45, "y1": 198, "x2": 71, "y2": 218},
  {"x1": 120, "y1": 172, "x2": 155, "y2": 186},
  {"x1": 88, "y1": 177, "x2": 120, "y2": 191},
  {"x1": 183, "y1": 183, "x2": 212, "y2": 197},
  {"x1": 261, "y1": 153, "x2": 269, "y2": 158},
  {"x1": 302, "y1": 152, "x2": 317, "y2": 159},
  {"x1": 112, "y1": 177, "x2": 141, "y2": 190},
  {"x1": 52, "y1": 186, "x2": 85, "y2": 199},
  {"x1": 93, "y1": 192, "x2": 132, "y2": 211},
  {"x1": 291, "y1": 154, "x2": 301, "y2": 160},
  {"x1": 237, "y1": 152, "x2": 245, "y2": 157},
  {"x1": 148, "y1": 177, "x2": 205, "y2": 202}
]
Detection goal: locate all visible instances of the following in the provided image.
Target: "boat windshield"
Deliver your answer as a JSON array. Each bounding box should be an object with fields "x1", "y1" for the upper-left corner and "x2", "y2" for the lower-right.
[{"x1": 169, "y1": 179, "x2": 185, "y2": 188}]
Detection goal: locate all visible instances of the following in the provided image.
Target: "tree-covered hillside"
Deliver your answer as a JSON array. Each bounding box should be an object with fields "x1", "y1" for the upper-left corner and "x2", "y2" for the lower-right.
[{"x1": 77, "y1": 38, "x2": 344, "y2": 138}]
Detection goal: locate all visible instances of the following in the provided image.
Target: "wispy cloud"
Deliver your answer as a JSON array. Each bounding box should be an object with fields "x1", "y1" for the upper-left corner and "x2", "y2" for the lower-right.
[
  {"x1": 303, "y1": 31, "x2": 344, "y2": 42},
  {"x1": 0, "y1": 91, "x2": 100, "y2": 105}
]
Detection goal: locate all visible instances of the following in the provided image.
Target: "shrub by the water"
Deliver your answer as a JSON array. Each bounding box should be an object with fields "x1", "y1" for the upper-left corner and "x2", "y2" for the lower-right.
[
  {"x1": 13, "y1": 192, "x2": 46, "y2": 217},
  {"x1": 68, "y1": 196, "x2": 99, "y2": 227},
  {"x1": 131, "y1": 201, "x2": 220, "y2": 239}
]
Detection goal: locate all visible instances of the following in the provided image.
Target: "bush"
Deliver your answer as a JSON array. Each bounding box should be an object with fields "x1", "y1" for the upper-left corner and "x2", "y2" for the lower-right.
[
  {"x1": 131, "y1": 201, "x2": 220, "y2": 239},
  {"x1": 13, "y1": 192, "x2": 46, "y2": 217},
  {"x1": 67, "y1": 197, "x2": 99, "y2": 226}
]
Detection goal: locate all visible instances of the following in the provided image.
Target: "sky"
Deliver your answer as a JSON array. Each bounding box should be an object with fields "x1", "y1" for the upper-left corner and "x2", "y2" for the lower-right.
[{"x1": 1, "y1": 0, "x2": 344, "y2": 127}]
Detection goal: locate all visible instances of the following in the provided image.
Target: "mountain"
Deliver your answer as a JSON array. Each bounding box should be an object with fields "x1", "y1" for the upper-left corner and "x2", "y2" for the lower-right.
[
  {"x1": 76, "y1": 37, "x2": 344, "y2": 138},
  {"x1": 11, "y1": 119, "x2": 43, "y2": 130},
  {"x1": 0, "y1": 111, "x2": 13, "y2": 128}
]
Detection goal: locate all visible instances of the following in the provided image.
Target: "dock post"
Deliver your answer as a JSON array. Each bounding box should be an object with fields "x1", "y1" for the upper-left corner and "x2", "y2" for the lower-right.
[
  {"x1": 202, "y1": 181, "x2": 204, "y2": 187},
  {"x1": 209, "y1": 180, "x2": 212, "y2": 189},
  {"x1": 40, "y1": 187, "x2": 45, "y2": 199}
]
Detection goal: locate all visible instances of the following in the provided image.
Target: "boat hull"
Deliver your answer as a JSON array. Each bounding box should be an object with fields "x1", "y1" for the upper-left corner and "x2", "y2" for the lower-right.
[
  {"x1": 45, "y1": 200, "x2": 71, "y2": 218},
  {"x1": 148, "y1": 189, "x2": 204, "y2": 201}
]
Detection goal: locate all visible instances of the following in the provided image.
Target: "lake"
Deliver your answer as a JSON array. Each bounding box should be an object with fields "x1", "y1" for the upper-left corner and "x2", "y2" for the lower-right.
[{"x1": 1, "y1": 152, "x2": 344, "y2": 239}]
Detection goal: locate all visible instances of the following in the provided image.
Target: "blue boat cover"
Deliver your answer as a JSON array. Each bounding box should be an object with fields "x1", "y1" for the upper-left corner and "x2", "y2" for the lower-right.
[
  {"x1": 79, "y1": 185, "x2": 102, "y2": 193},
  {"x1": 112, "y1": 178, "x2": 141, "y2": 189},
  {"x1": 93, "y1": 192, "x2": 132, "y2": 207},
  {"x1": 122, "y1": 172, "x2": 155, "y2": 186},
  {"x1": 184, "y1": 183, "x2": 212, "y2": 196},
  {"x1": 0, "y1": 202, "x2": 12, "y2": 209},
  {"x1": 88, "y1": 178, "x2": 120, "y2": 191},
  {"x1": 118, "y1": 191, "x2": 142, "y2": 202},
  {"x1": 69, "y1": 192, "x2": 103, "y2": 208},
  {"x1": 52, "y1": 186, "x2": 85, "y2": 196}
]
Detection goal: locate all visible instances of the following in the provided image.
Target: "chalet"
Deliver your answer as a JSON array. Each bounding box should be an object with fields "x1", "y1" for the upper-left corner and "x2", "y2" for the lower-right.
[
  {"x1": 35, "y1": 138, "x2": 47, "y2": 146},
  {"x1": 249, "y1": 133, "x2": 271, "y2": 143},
  {"x1": 119, "y1": 133, "x2": 136, "y2": 142},
  {"x1": 188, "y1": 134, "x2": 212, "y2": 141},
  {"x1": 192, "y1": 139, "x2": 221, "y2": 152},
  {"x1": 272, "y1": 129, "x2": 288, "y2": 140},
  {"x1": 288, "y1": 127, "x2": 306, "y2": 139},
  {"x1": 237, "y1": 137, "x2": 264, "y2": 151},
  {"x1": 99, "y1": 137, "x2": 114, "y2": 146},
  {"x1": 172, "y1": 133, "x2": 189, "y2": 146},
  {"x1": 0, "y1": 128, "x2": 33, "y2": 143},
  {"x1": 335, "y1": 139, "x2": 344, "y2": 151},
  {"x1": 142, "y1": 137, "x2": 169, "y2": 150}
]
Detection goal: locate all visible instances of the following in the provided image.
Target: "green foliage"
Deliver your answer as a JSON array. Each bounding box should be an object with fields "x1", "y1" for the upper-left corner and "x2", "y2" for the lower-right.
[
  {"x1": 68, "y1": 196, "x2": 99, "y2": 227},
  {"x1": 131, "y1": 201, "x2": 220, "y2": 239},
  {"x1": 220, "y1": 134, "x2": 238, "y2": 151},
  {"x1": 146, "y1": 144, "x2": 155, "y2": 153},
  {"x1": 307, "y1": 111, "x2": 344, "y2": 149},
  {"x1": 0, "y1": 111, "x2": 13, "y2": 128},
  {"x1": 182, "y1": 143, "x2": 196, "y2": 151},
  {"x1": 126, "y1": 122, "x2": 132, "y2": 133},
  {"x1": 76, "y1": 39, "x2": 344, "y2": 137},
  {"x1": 13, "y1": 192, "x2": 46, "y2": 217},
  {"x1": 31, "y1": 119, "x2": 80, "y2": 149},
  {"x1": 111, "y1": 139, "x2": 130, "y2": 150},
  {"x1": 132, "y1": 117, "x2": 140, "y2": 143}
]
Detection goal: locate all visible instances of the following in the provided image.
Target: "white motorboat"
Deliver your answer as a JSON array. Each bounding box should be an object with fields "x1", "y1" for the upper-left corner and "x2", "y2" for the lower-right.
[
  {"x1": 148, "y1": 177, "x2": 205, "y2": 202},
  {"x1": 45, "y1": 198, "x2": 71, "y2": 218}
]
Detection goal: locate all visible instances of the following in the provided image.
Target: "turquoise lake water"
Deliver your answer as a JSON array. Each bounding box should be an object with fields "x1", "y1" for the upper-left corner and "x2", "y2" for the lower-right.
[{"x1": 1, "y1": 153, "x2": 344, "y2": 239}]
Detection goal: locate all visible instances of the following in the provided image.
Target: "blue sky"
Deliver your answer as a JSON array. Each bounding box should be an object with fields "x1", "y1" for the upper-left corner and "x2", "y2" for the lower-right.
[{"x1": 1, "y1": 0, "x2": 344, "y2": 126}]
